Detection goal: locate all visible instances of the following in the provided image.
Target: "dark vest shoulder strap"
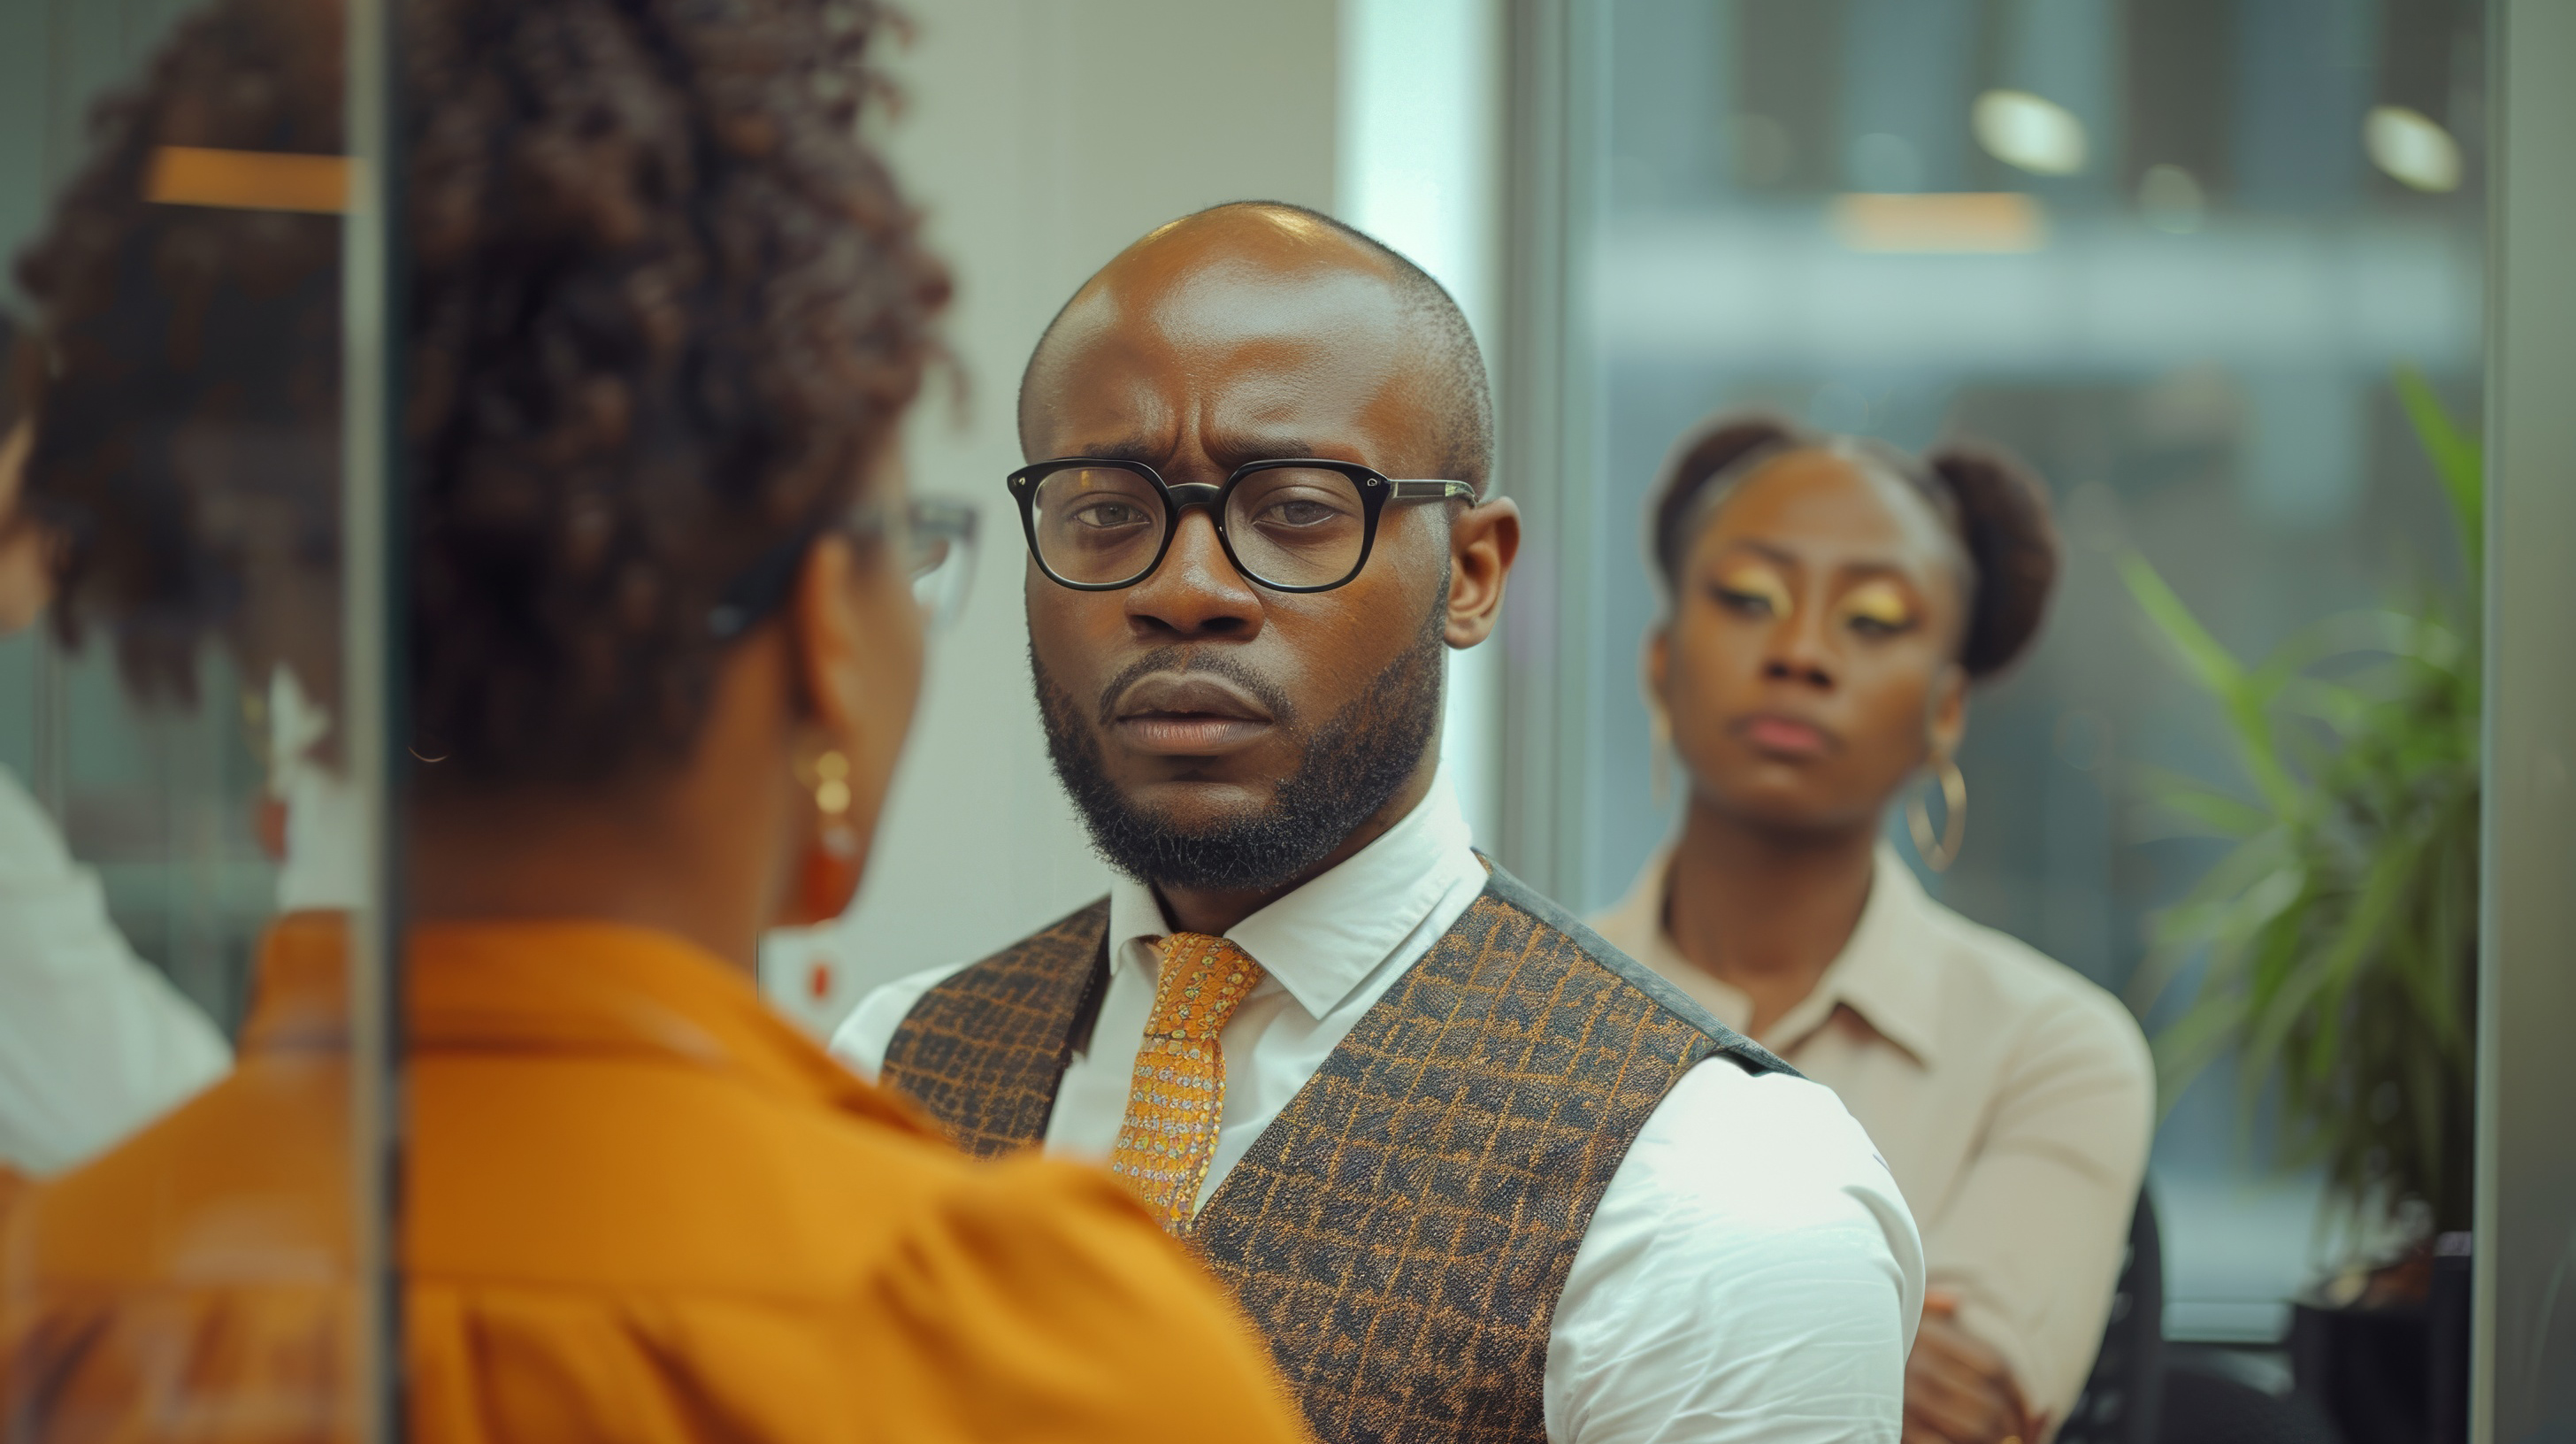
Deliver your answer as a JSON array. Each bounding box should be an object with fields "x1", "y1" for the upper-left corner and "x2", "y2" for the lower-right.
[
  {"x1": 878, "y1": 896, "x2": 1110, "y2": 1157},
  {"x1": 1475, "y1": 857, "x2": 1797, "y2": 1079}
]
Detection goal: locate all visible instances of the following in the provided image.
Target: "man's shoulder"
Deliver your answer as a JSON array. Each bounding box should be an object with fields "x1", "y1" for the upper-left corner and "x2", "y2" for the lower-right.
[
  {"x1": 1470, "y1": 864, "x2": 1795, "y2": 1079},
  {"x1": 830, "y1": 958, "x2": 975, "y2": 1079},
  {"x1": 829, "y1": 897, "x2": 1112, "y2": 1078}
]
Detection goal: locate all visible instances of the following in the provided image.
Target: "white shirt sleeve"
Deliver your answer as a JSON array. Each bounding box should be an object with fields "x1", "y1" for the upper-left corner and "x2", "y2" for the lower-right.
[
  {"x1": 828, "y1": 959, "x2": 975, "y2": 1082},
  {"x1": 0, "y1": 765, "x2": 232, "y2": 1175},
  {"x1": 1545, "y1": 1059, "x2": 1924, "y2": 1444}
]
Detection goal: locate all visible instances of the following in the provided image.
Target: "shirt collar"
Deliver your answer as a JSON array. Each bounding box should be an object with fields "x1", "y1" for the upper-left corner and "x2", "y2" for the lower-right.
[
  {"x1": 1613, "y1": 838, "x2": 1944, "y2": 1068},
  {"x1": 240, "y1": 912, "x2": 926, "y2": 1133},
  {"x1": 1772, "y1": 842, "x2": 1944, "y2": 1068},
  {"x1": 1106, "y1": 772, "x2": 1484, "y2": 1020}
]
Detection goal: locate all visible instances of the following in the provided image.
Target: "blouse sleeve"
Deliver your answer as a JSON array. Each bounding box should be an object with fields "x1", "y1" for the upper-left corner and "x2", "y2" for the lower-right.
[{"x1": 1927, "y1": 986, "x2": 2154, "y2": 1428}]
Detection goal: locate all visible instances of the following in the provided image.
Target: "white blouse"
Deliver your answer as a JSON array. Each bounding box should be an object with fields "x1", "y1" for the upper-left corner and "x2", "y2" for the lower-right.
[
  {"x1": 0, "y1": 764, "x2": 230, "y2": 1174},
  {"x1": 1591, "y1": 841, "x2": 2154, "y2": 1427}
]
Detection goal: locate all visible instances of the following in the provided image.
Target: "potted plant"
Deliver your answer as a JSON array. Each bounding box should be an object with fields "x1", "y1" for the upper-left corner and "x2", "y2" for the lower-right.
[{"x1": 2122, "y1": 370, "x2": 2481, "y2": 1444}]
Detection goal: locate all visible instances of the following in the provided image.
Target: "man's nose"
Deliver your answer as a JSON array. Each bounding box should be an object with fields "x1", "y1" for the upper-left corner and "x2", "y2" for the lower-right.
[{"x1": 1123, "y1": 508, "x2": 1264, "y2": 639}]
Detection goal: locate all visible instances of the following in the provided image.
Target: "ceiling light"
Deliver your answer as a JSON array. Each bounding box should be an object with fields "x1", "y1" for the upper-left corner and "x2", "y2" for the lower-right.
[
  {"x1": 2138, "y1": 164, "x2": 2205, "y2": 234},
  {"x1": 2365, "y1": 105, "x2": 2462, "y2": 193},
  {"x1": 1973, "y1": 89, "x2": 2087, "y2": 177}
]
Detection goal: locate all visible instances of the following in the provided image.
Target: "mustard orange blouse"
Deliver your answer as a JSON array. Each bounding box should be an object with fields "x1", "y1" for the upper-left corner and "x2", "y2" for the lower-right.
[{"x1": 1, "y1": 914, "x2": 1310, "y2": 1444}]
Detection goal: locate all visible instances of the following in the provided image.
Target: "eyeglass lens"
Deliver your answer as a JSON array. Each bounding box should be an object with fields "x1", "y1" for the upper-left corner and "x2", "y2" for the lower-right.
[
  {"x1": 1028, "y1": 465, "x2": 1368, "y2": 588},
  {"x1": 904, "y1": 511, "x2": 977, "y2": 633}
]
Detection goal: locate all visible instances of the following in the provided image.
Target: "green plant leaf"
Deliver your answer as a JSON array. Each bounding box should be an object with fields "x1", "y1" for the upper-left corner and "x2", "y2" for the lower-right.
[
  {"x1": 2126, "y1": 362, "x2": 2483, "y2": 1248},
  {"x1": 2119, "y1": 551, "x2": 2297, "y2": 811},
  {"x1": 2128, "y1": 764, "x2": 2276, "y2": 840},
  {"x1": 2395, "y1": 366, "x2": 2484, "y2": 581}
]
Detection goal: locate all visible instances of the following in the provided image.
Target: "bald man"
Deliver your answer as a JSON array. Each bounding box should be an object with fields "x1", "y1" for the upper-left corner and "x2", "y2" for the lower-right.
[{"x1": 836, "y1": 204, "x2": 1925, "y2": 1444}]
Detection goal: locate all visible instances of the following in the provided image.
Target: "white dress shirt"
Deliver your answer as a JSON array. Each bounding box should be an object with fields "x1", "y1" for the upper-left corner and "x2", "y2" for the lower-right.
[
  {"x1": 838, "y1": 780, "x2": 1925, "y2": 1444},
  {"x1": 1592, "y1": 842, "x2": 2155, "y2": 1427},
  {"x1": 0, "y1": 764, "x2": 231, "y2": 1174}
]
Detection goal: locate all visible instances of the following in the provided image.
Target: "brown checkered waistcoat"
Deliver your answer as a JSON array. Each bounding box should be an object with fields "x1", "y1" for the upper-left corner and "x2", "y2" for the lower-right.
[{"x1": 879, "y1": 864, "x2": 1786, "y2": 1444}]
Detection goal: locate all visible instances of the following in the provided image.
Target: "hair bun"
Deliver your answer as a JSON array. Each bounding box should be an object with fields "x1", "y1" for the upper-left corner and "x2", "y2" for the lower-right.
[
  {"x1": 1927, "y1": 442, "x2": 2058, "y2": 678},
  {"x1": 1650, "y1": 411, "x2": 1806, "y2": 589}
]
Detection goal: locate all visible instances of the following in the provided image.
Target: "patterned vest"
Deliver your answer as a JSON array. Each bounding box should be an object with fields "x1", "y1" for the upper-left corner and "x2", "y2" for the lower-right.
[{"x1": 880, "y1": 864, "x2": 1786, "y2": 1444}]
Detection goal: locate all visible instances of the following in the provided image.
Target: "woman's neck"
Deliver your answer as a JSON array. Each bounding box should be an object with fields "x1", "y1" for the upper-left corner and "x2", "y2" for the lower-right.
[
  {"x1": 408, "y1": 781, "x2": 783, "y2": 975},
  {"x1": 1660, "y1": 798, "x2": 1879, "y2": 1039}
]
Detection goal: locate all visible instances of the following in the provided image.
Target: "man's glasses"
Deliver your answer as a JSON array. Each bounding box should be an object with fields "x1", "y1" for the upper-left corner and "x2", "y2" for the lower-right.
[
  {"x1": 708, "y1": 496, "x2": 979, "y2": 641},
  {"x1": 1006, "y1": 457, "x2": 1476, "y2": 594}
]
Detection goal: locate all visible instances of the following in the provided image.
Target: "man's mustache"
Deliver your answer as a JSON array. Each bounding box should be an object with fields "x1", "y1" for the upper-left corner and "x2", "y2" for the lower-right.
[{"x1": 1092, "y1": 647, "x2": 1298, "y2": 732}]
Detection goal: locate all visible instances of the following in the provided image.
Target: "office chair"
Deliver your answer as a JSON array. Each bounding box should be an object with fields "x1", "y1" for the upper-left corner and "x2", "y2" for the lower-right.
[{"x1": 2058, "y1": 1189, "x2": 2166, "y2": 1444}]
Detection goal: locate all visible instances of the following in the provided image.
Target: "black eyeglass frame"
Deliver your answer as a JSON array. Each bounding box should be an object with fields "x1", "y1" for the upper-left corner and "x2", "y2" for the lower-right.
[{"x1": 1005, "y1": 457, "x2": 1476, "y2": 594}]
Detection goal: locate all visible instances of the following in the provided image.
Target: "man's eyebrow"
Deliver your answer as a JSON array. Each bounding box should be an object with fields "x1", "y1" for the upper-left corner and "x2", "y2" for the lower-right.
[
  {"x1": 1033, "y1": 434, "x2": 1339, "y2": 472},
  {"x1": 1202, "y1": 434, "x2": 1332, "y2": 470},
  {"x1": 1045, "y1": 438, "x2": 1163, "y2": 465}
]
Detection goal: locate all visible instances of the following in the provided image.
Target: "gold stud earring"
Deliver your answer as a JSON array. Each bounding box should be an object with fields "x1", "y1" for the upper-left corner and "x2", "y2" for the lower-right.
[
  {"x1": 812, "y1": 749, "x2": 851, "y2": 818},
  {"x1": 788, "y1": 749, "x2": 862, "y2": 926}
]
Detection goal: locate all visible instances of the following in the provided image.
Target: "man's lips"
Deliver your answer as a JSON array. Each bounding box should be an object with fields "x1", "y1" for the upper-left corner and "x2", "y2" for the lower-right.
[
  {"x1": 1731, "y1": 712, "x2": 1836, "y2": 759},
  {"x1": 1111, "y1": 673, "x2": 1276, "y2": 755}
]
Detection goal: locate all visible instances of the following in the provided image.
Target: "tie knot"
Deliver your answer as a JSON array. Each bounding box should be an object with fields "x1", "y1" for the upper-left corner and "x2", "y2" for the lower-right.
[{"x1": 1146, "y1": 933, "x2": 1264, "y2": 1041}]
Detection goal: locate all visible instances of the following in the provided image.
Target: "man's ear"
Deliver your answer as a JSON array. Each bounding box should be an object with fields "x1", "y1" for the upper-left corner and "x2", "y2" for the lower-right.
[
  {"x1": 790, "y1": 534, "x2": 867, "y2": 735},
  {"x1": 1445, "y1": 497, "x2": 1520, "y2": 649},
  {"x1": 1643, "y1": 626, "x2": 1670, "y2": 710}
]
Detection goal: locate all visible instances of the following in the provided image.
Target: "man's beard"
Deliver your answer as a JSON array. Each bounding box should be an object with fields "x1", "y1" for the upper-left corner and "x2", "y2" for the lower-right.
[{"x1": 1032, "y1": 596, "x2": 1447, "y2": 893}]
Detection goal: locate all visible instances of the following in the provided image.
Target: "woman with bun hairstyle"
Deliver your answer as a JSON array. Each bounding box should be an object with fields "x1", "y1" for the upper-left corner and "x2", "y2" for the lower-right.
[
  {"x1": 1591, "y1": 411, "x2": 2153, "y2": 1444},
  {"x1": 0, "y1": 0, "x2": 1311, "y2": 1439}
]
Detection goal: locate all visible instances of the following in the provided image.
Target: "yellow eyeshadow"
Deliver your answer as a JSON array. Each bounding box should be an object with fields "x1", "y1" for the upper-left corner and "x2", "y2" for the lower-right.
[
  {"x1": 1837, "y1": 580, "x2": 1916, "y2": 628},
  {"x1": 1715, "y1": 565, "x2": 1793, "y2": 618}
]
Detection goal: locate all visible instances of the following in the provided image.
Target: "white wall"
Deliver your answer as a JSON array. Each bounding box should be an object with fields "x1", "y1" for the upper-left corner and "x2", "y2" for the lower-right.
[
  {"x1": 765, "y1": 0, "x2": 1507, "y2": 1036},
  {"x1": 1338, "y1": 0, "x2": 1509, "y2": 848}
]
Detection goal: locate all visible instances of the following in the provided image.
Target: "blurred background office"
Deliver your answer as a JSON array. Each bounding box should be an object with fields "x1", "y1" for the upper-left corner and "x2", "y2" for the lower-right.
[{"x1": 3, "y1": 0, "x2": 2570, "y2": 1440}]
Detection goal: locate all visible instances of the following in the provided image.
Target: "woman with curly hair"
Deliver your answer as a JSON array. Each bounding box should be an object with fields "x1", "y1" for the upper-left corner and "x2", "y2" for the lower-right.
[
  {"x1": 0, "y1": 1, "x2": 1311, "y2": 1440},
  {"x1": 1591, "y1": 413, "x2": 2153, "y2": 1444}
]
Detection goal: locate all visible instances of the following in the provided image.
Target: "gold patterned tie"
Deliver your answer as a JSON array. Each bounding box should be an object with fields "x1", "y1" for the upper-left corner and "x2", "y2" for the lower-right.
[{"x1": 1107, "y1": 933, "x2": 1266, "y2": 1234}]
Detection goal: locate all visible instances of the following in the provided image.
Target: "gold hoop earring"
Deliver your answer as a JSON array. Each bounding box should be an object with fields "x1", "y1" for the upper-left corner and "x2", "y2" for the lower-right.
[
  {"x1": 1649, "y1": 706, "x2": 1674, "y2": 810},
  {"x1": 1906, "y1": 756, "x2": 1967, "y2": 872}
]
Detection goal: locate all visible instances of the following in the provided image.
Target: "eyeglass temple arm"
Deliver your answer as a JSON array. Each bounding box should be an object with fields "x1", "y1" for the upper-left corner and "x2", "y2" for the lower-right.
[{"x1": 1388, "y1": 480, "x2": 1479, "y2": 502}]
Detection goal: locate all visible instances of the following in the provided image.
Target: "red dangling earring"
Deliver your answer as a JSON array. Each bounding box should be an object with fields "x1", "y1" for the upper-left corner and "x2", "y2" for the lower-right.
[{"x1": 786, "y1": 749, "x2": 863, "y2": 926}]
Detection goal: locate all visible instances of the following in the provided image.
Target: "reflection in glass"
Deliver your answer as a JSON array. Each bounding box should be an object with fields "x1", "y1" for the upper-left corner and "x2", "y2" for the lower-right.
[{"x1": 0, "y1": 0, "x2": 373, "y2": 1437}]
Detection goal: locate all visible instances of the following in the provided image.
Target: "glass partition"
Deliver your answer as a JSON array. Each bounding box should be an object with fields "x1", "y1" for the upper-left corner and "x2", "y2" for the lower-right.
[
  {"x1": 2479, "y1": 3, "x2": 2576, "y2": 1437},
  {"x1": 0, "y1": 0, "x2": 395, "y2": 1436},
  {"x1": 1502, "y1": 0, "x2": 2488, "y2": 1428}
]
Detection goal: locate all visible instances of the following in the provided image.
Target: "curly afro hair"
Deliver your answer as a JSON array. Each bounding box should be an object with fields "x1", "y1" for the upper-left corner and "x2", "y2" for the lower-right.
[
  {"x1": 17, "y1": 0, "x2": 949, "y2": 784},
  {"x1": 15, "y1": 0, "x2": 349, "y2": 706},
  {"x1": 1647, "y1": 411, "x2": 2060, "y2": 680}
]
